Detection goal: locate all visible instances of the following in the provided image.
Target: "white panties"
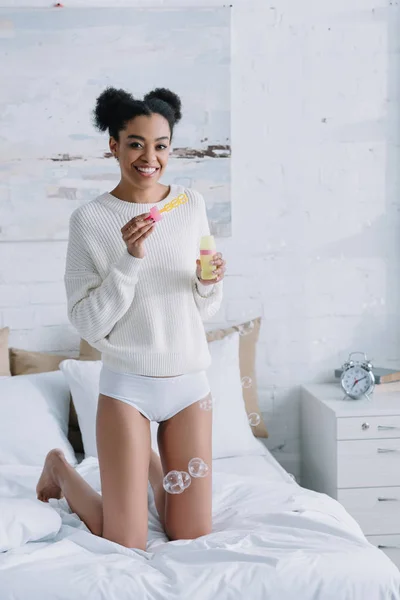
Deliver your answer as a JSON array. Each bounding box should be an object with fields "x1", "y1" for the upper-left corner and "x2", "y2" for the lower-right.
[{"x1": 98, "y1": 364, "x2": 211, "y2": 422}]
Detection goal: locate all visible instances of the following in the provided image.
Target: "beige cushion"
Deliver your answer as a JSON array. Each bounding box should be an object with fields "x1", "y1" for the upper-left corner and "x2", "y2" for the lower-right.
[
  {"x1": 0, "y1": 327, "x2": 11, "y2": 376},
  {"x1": 9, "y1": 347, "x2": 83, "y2": 455},
  {"x1": 9, "y1": 347, "x2": 70, "y2": 376},
  {"x1": 79, "y1": 317, "x2": 268, "y2": 438},
  {"x1": 79, "y1": 339, "x2": 101, "y2": 361}
]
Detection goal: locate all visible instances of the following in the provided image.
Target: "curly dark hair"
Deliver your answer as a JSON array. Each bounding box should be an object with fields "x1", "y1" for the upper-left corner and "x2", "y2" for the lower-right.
[{"x1": 92, "y1": 86, "x2": 182, "y2": 141}]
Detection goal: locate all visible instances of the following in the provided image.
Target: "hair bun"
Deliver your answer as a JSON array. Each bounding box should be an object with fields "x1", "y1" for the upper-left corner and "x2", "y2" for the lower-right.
[
  {"x1": 93, "y1": 87, "x2": 134, "y2": 132},
  {"x1": 144, "y1": 88, "x2": 182, "y2": 123}
]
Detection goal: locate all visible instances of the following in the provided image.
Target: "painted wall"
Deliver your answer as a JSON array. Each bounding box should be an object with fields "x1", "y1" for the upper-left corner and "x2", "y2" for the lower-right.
[
  {"x1": 0, "y1": 7, "x2": 231, "y2": 239},
  {"x1": 1, "y1": 0, "x2": 399, "y2": 478}
]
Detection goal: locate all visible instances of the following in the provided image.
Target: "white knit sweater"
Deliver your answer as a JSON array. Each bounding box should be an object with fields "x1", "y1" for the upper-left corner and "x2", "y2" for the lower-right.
[{"x1": 64, "y1": 184, "x2": 223, "y2": 376}]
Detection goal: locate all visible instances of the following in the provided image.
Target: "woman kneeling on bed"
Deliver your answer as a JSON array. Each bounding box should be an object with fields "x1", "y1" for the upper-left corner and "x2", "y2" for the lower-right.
[{"x1": 36, "y1": 86, "x2": 226, "y2": 550}]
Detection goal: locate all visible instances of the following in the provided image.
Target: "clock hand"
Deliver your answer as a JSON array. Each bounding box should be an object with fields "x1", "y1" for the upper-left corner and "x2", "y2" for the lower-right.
[{"x1": 352, "y1": 376, "x2": 367, "y2": 388}]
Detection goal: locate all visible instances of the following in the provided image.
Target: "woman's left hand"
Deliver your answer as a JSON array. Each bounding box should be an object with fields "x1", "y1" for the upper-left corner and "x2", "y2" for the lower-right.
[{"x1": 196, "y1": 252, "x2": 226, "y2": 286}]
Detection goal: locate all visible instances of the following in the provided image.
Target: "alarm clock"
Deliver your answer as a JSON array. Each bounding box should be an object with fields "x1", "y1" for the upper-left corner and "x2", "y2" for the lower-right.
[{"x1": 340, "y1": 351, "x2": 375, "y2": 400}]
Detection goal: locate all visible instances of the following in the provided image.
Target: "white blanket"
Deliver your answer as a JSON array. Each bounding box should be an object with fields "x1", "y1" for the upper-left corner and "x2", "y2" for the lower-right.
[
  {"x1": 0, "y1": 456, "x2": 399, "y2": 600},
  {"x1": 0, "y1": 497, "x2": 61, "y2": 552}
]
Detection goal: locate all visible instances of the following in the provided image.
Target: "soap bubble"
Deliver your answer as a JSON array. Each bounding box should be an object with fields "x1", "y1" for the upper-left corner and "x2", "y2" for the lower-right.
[
  {"x1": 199, "y1": 396, "x2": 214, "y2": 411},
  {"x1": 248, "y1": 412, "x2": 261, "y2": 427},
  {"x1": 188, "y1": 457, "x2": 209, "y2": 478},
  {"x1": 238, "y1": 321, "x2": 255, "y2": 336},
  {"x1": 181, "y1": 471, "x2": 192, "y2": 490},
  {"x1": 163, "y1": 471, "x2": 183, "y2": 494},
  {"x1": 241, "y1": 376, "x2": 253, "y2": 389},
  {"x1": 163, "y1": 470, "x2": 191, "y2": 494}
]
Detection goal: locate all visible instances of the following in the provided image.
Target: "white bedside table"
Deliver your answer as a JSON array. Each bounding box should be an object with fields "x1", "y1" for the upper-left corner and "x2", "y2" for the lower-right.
[{"x1": 301, "y1": 381, "x2": 400, "y2": 570}]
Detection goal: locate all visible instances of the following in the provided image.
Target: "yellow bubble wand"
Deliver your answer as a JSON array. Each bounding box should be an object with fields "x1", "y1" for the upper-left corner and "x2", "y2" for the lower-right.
[{"x1": 145, "y1": 193, "x2": 188, "y2": 222}]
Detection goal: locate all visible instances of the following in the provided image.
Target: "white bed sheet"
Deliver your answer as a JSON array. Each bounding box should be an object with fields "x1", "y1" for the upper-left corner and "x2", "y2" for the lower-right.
[
  {"x1": 0, "y1": 449, "x2": 399, "y2": 600},
  {"x1": 214, "y1": 441, "x2": 294, "y2": 482}
]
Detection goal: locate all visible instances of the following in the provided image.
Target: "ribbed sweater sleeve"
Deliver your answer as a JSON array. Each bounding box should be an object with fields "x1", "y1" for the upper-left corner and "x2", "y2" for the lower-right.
[
  {"x1": 191, "y1": 192, "x2": 223, "y2": 321},
  {"x1": 64, "y1": 210, "x2": 143, "y2": 345}
]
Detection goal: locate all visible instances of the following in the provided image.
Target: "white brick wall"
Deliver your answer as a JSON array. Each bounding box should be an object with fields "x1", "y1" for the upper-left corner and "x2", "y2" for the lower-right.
[{"x1": 1, "y1": 0, "x2": 399, "y2": 478}]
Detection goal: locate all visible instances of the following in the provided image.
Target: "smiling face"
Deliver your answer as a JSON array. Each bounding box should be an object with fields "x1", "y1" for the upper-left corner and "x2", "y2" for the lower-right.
[{"x1": 110, "y1": 113, "x2": 171, "y2": 190}]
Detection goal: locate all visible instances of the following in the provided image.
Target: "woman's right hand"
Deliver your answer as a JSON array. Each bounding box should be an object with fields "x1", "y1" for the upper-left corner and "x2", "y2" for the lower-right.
[{"x1": 121, "y1": 213, "x2": 155, "y2": 259}]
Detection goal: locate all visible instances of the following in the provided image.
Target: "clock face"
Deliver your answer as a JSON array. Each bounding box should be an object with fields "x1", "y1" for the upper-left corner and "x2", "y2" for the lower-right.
[{"x1": 341, "y1": 366, "x2": 373, "y2": 398}]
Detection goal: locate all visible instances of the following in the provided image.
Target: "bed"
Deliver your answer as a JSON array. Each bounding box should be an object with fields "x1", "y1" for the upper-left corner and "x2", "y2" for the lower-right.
[
  {"x1": 1, "y1": 325, "x2": 400, "y2": 599},
  {"x1": 1, "y1": 448, "x2": 400, "y2": 600}
]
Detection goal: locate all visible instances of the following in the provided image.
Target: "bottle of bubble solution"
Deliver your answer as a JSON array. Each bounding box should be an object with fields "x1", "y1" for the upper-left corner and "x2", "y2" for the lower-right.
[{"x1": 199, "y1": 235, "x2": 217, "y2": 280}]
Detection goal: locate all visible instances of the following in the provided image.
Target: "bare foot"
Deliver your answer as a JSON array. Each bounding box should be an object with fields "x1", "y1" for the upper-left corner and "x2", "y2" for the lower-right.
[{"x1": 36, "y1": 449, "x2": 65, "y2": 502}]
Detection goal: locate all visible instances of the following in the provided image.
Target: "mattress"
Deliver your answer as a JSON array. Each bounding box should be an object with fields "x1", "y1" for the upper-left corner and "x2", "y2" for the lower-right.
[{"x1": 0, "y1": 450, "x2": 399, "y2": 600}]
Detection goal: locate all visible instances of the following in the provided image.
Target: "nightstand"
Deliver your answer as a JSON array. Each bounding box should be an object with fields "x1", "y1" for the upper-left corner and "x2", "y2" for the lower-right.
[{"x1": 301, "y1": 381, "x2": 400, "y2": 570}]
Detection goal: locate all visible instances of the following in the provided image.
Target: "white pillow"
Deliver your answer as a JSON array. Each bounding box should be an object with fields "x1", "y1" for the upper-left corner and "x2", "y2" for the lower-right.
[
  {"x1": 60, "y1": 332, "x2": 265, "y2": 460},
  {"x1": 209, "y1": 332, "x2": 266, "y2": 459},
  {"x1": 0, "y1": 371, "x2": 77, "y2": 466},
  {"x1": 58, "y1": 360, "x2": 100, "y2": 458},
  {"x1": 0, "y1": 498, "x2": 62, "y2": 552}
]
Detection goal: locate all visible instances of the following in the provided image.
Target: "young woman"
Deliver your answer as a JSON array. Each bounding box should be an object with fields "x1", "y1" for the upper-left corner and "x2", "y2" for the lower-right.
[{"x1": 36, "y1": 87, "x2": 226, "y2": 551}]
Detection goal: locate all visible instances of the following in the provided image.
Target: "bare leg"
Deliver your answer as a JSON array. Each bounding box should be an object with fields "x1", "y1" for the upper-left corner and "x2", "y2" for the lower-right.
[
  {"x1": 37, "y1": 446, "x2": 165, "y2": 540},
  {"x1": 96, "y1": 394, "x2": 151, "y2": 551},
  {"x1": 157, "y1": 394, "x2": 213, "y2": 540},
  {"x1": 36, "y1": 449, "x2": 103, "y2": 536}
]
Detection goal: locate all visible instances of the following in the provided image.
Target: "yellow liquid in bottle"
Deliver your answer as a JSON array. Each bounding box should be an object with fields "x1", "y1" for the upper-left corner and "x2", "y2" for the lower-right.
[{"x1": 199, "y1": 235, "x2": 216, "y2": 280}]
